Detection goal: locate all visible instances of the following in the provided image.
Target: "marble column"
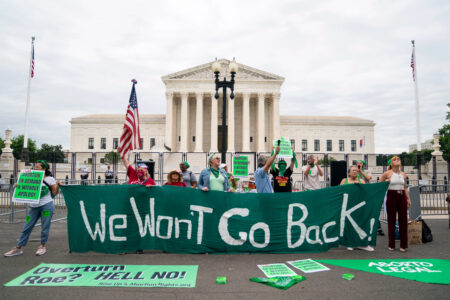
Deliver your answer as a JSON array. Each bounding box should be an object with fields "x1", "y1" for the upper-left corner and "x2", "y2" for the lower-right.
[
  {"x1": 272, "y1": 93, "x2": 281, "y2": 140},
  {"x1": 179, "y1": 92, "x2": 189, "y2": 152},
  {"x1": 164, "y1": 92, "x2": 174, "y2": 151},
  {"x1": 242, "y1": 93, "x2": 250, "y2": 152},
  {"x1": 210, "y1": 94, "x2": 218, "y2": 152},
  {"x1": 194, "y1": 93, "x2": 204, "y2": 152},
  {"x1": 227, "y1": 94, "x2": 235, "y2": 153},
  {"x1": 257, "y1": 93, "x2": 265, "y2": 152}
]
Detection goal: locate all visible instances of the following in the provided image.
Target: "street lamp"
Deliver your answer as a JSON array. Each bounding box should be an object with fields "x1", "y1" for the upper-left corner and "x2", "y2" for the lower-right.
[{"x1": 212, "y1": 58, "x2": 238, "y2": 163}]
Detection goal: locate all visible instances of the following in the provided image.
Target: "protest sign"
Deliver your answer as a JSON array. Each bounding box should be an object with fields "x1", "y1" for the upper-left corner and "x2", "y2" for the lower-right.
[
  {"x1": 233, "y1": 155, "x2": 249, "y2": 178},
  {"x1": 288, "y1": 259, "x2": 330, "y2": 273},
  {"x1": 61, "y1": 182, "x2": 388, "y2": 254},
  {"x1": 273, "y1": 137, "x2": 292, "y2": 158},
  {"x1": 13, "y1": 170, "x2": 44, "y2": 204},
  {"x1": 4, "y1": 263, "x2": 198, "y2": 288},
  {"x1": 318, "y1": 259, "x2": 450, "y2": 285},
  {"x1": 257, "y1": 263, "x2": 297, "y2": 278}
]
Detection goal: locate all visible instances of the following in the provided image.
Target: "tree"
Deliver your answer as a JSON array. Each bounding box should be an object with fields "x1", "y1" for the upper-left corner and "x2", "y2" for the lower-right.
[
  {"x1": 11, "y1": 135, "x2": 37, "y2": 160},
  {"x1": 438, "y1": 103, "x2": 450, "y2": 177},
  {"x1": 318, "y1": 156, "x2": 336, "y2": 166},
  {"x1": 34, "y1": 144, "x2": 66, "y2": 163},
  {"x1": 104, "y1": 151, "x2": 120, "y2": 164},
  {"x1": 0, "y1": 137, "x2": 4, "y2": 155}
]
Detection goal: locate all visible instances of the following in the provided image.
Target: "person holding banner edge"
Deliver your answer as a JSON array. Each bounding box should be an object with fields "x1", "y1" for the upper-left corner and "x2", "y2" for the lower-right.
[
  {"x1": 4, "y1": 160, "x2": 60, "y2": 257},
  {"x1": 198, "y1": 153, "x2": 233, "y2": 192}
]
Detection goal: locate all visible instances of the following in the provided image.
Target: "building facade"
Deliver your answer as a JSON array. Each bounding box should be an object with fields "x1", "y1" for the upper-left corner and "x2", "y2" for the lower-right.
[{"x1": 70, "y1": 59, "x2": 375, "y2": 154}]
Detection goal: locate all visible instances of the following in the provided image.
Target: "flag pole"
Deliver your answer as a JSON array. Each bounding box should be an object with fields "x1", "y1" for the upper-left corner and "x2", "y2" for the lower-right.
[
  {"x1": 411, "y1": 40, "x2": 422, "y2": 179},
  {"x1": 22, "y1": 36, "x2": 35, "y2": 164}
]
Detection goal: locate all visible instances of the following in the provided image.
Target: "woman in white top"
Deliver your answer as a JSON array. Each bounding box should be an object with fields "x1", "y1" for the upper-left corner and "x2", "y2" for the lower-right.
[
  {"x1": 4, "y1": 160, "x2": 60, "y2": 257},
  {"x1": 379, "y1": 156, "x2": 411, "y2": 252}
]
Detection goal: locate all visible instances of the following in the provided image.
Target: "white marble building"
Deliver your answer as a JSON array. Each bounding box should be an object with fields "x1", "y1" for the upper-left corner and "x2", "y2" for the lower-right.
[{"x1": 70, "y1": 59, "x2": 375, "y2": 154}]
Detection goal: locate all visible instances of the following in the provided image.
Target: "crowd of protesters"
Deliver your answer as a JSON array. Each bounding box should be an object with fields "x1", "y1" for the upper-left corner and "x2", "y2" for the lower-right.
[{"x1": 5, "y1": 145, "x2": 413, "y2": 257}]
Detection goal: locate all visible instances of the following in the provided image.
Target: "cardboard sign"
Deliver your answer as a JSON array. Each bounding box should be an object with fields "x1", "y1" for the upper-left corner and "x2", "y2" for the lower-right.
[
  {"x1": 273, "y1": 137, "x2": 292, "y2": 158},
  {"x1": 13, "y1": 170, "x2": 44, "y2": 204},
  {"x1": 233, "y1": 155, "x2": 249, "y2": 178}
]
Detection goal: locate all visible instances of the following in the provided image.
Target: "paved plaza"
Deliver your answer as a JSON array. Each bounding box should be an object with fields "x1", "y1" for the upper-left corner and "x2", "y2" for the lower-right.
[{"x1": 1, "y1": 218, "x2": 449, "y2": 300}]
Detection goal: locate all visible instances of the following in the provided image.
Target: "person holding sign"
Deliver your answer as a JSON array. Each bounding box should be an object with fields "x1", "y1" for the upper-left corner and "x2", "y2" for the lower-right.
[
  {"x1": 198, "y1": 153, "x2": 233, "y2": 192},
  {"x1": 255, "y1": 146, "x2": 280, "y2": 193},
  {"x1": 4, "y1": 160, "x2": 60, "y2": 257},
  {"x1": 380, "y1": 156, "x2": 411, "y2": 252},
  {"x1": 302, "y1": 155, "x2": 323, "y2": 191},
  {"x1": 270, "y1": 157, "x2": 295, "y2": 193}
]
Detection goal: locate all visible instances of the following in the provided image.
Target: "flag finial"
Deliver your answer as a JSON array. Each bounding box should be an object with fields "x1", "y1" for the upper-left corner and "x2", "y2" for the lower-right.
[{"x1": 131, "y1": 78, "x2": 137, "y2": 84}]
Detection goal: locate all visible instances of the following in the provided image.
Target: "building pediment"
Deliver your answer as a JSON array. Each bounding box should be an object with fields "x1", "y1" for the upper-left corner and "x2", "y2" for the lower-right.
[{"x1": 162, "y1": 59, "x2": 285, "y2": 82}]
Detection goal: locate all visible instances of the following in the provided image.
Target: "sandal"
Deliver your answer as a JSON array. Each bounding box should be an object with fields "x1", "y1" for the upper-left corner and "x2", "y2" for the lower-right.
[
  {"x1": 388, "y1": 247, "x2": 395, "y2": 251},
  {"x1": 399, "y1": 248, "x2": 407, "y2": 252}
]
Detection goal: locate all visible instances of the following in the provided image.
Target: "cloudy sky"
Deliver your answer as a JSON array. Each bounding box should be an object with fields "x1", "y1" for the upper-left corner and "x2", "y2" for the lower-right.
[{"x1": 0, "y1": 0, "x2": 449, "y2": 153}]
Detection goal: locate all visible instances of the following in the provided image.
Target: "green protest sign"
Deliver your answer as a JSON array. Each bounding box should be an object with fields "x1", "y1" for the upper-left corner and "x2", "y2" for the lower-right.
[
  {"x1": 258, "y1": 263, "x2": 297, "y2": 278},
  {"x1": 288, "y1": 259, "x2": 330, "y2": 273},
  {"x1": 318, "y1": 259, "x2": 450, "y2": 285},
  {"x1": 233, "y1": 155, "x2": 249, "y2": 178},
  {"x1": 60, "y1": 182, "x2": 388, "y2": 254},
  {"x1": 273, "y1": 137, "x2": 292, "y2": 158},
  {"x1": 5, "y1": 264, "x2": 198, "y2": 288},
  {"x1": 13, "y1": 170, "x2": 44, "y2": 204}
]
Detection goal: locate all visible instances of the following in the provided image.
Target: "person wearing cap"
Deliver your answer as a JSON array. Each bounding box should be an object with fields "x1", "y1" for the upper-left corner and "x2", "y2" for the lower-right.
[
  {"x1": 219, "y1": 163, "x2": 238, "y2": 191},
  {"x1": 164, "y1": 170, "x2": 187, "y2": 187},
  {"x1": 117, "y1": 147, "x2": 155, "y2": 187},
  {"x1": 270, "y1": 151, "x2": 296, "y2": 193},
  {"x1": 255, "y1": 146, "x2": 280, "y2": 193},
  {"x1": 4, "y1": 160, "x2": 61, "y2": 257},
  {"x1": 198, "y1": 153, "x2": 233, "y2": 192},
  {"x1": 380, "y1": 156, "x2": 410, "y2": 252},
  {"x1": 179, "y1": 161, "x2": 197, "y2": 188}
]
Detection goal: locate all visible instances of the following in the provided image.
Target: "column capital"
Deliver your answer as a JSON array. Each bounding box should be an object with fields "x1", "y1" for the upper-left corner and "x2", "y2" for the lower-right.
[
  {"x1": 272, "y1": 92, "x2": 281, "y2": 100},
  {"x1": 257, "y1": 92, "x2": 265, "y2": 100},
  {"x1": 165, "y1": 91, "x2": 174, "y2": 99},
  {"x1": 180, "y1": 92, "x2": 189, "y2": 99},
  {"x1": 242, "y1": 92, "x2": 251, "y2": 100}
]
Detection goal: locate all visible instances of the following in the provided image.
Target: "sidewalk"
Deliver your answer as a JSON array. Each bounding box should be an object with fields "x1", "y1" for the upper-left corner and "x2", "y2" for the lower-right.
[{"x1": 1, "y1": 219, "x2": 449, "y2": 300}]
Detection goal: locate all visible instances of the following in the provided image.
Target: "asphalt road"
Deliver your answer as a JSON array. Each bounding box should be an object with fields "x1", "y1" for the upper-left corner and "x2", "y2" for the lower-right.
[{"x1": 1, "y1": 219, "x2": 449, "y2": 300}]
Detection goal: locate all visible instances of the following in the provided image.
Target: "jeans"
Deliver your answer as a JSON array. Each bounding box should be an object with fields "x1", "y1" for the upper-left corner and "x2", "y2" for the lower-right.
[{"x1": 18, "y1": 201, "x2": 54, "y2": 247}]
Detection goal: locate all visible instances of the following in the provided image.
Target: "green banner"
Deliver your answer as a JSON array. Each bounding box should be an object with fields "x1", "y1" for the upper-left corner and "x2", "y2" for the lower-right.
[
  {"x1": 13, "y1": 170, "x2": 44, "y2": 204},
  {"x1": 61, "y1": 182, "x2": 388, "y2": 254},
  {"x1": 5, "y1": 263, "x2": 198, "y2": 288},
  {"x1": 318, "y1": 259, "x2": 450, "y2": 285},
  {"x1": 273, "y1": 137, "x2": 292, "y2": 158},
  {"x1": 233, "y1": 155, "x2": 249, "y2": 178}
]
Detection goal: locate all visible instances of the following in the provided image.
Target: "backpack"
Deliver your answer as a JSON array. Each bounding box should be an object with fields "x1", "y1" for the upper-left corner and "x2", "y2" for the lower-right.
[{"x1": 419, "y1": 217, "x2": 433, "y2": 243}]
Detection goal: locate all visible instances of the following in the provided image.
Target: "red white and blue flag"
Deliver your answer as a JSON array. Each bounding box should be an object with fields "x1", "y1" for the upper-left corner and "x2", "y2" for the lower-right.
[
  {"x1": 119, "y1": 79, "x2": 141, "y2": 158},
  {"x1": 30, "y1": 42, "x2": 35, "y2": 78}
]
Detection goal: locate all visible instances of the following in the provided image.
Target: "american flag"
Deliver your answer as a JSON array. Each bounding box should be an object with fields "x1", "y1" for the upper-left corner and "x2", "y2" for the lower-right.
[
  {"x1": 30, "y1": 41, "x2": 35, "y2": 78},
  {"x1": 119, "y1": 79, "x2": 141, "y2": 158},
  {"x1": 410, "y1": 50, "x2": 415, "y2": 81}
]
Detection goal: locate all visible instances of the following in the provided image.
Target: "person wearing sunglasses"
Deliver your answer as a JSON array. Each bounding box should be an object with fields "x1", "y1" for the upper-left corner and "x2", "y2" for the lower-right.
[{"x1": 197, "y1": 153, "x2": 233, "y2": 192}]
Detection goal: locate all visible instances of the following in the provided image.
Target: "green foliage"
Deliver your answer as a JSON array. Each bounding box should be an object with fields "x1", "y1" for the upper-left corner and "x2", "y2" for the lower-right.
[
  {"x1": 0, "y1": 138, "x2": 4, "y2": 155},
  {"x1": 376, "y1": 150, "x2": 432, "y2": 167},
  {"x1": 104, "y1": 151, "x2": 120, "y2": 164},
  {"x1": 34, "y1": 144, "x2": 66, "y2": 163},
  {"x1": 11, "y1": 135, "x2": 37, "y2": 159},
  {"x1": 318, "y1": 156, "x2": 336, "y2": 166},
  {"x1": 439, "y1": 123, "x2": 450, "y2": 163}
]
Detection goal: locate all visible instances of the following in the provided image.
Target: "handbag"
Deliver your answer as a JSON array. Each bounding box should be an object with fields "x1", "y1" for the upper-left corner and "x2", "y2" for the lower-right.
[{"x1": 419, "y1": 217, "x2": 433, "y2": 243}]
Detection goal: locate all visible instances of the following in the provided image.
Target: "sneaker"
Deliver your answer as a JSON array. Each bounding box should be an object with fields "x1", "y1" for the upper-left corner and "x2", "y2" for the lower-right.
[
  {"x1": 35, "y1": 246, "x2": 46, "y2": 256},
  {"x1": 136, "y1": 250, "x2": 144, "y2": 254},
  {"x1": 4, "y1": 247, "x2": 23, "y2": 257},
  {"x1": 346, "y1": 247, "x2": 354, "y2": 251},
  {"x1": 357, "y1": 246, "x2": 375, "y2": 252},
  {"x1": 377, "y1": 229, "x2": 385, "y2": 236}
]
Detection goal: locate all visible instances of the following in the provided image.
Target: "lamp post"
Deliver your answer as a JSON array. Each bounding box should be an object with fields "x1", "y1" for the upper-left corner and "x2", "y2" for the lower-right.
[{"x1": 212, "y1": 58, "x2": 238, "y2": 163}]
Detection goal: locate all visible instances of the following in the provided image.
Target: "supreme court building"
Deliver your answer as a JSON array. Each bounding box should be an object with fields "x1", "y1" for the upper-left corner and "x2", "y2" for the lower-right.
[{"x1": 70, "y1": 59, "x2": 375, "y2": 154}]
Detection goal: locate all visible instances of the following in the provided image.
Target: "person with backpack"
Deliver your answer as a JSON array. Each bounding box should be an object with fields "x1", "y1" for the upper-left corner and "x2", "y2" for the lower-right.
[
  {"x1": 180, "y1": 161, "x2": 197, "y2": 188},
  {"x1": 4, "y1": 160, "x2": 60, "y2": 257}
]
